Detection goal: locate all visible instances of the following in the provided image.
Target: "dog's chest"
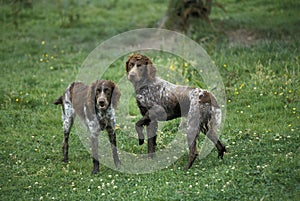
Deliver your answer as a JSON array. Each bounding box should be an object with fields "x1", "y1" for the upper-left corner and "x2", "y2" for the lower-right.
[
  {"x1": 136, "y1": 84, "x2": 174, "y2": 108},
  {"x1": 96, "y1": 108, "x2": 115, "y2": 130}
]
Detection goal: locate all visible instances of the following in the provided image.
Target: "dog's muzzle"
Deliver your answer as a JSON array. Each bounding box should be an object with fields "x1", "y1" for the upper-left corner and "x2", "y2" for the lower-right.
[
  {"x1": 128, "y1": 71, "x2": 137, "y2": 81},
  {"x1": 97, "y1": 98, "x2": 107, "y2": 109}
]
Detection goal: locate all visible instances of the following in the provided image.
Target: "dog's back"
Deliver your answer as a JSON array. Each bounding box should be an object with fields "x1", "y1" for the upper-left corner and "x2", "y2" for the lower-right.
[{"x1": 54, "y1": 82, "x2": 89, "y2": 120}]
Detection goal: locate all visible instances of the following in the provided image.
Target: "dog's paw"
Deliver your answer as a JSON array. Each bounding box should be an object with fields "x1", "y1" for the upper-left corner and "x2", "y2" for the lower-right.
[
  {"x1": 218, "y1": 146, "x2": 226, "y2": 159},
  {"x1": 139, "y1": 139, "x2": 144, "y2": 145},
  {"x1": 115, "y1": 160, "x2": 122, "y2": 168},
  {"x1": 183, "y1": 165, "x2": 190, "y2": 171},
  {"x1": 91, "y1": 169, "x2": 99, "y2": 174}
]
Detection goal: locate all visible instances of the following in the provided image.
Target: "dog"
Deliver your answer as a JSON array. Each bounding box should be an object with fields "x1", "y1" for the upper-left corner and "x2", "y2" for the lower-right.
[
  {"x1": 54, "y1": 80, "x2": 121, "y2": 174},
  {"x1": 125, "y1": 53, "x2": 226, "y2": 170}
]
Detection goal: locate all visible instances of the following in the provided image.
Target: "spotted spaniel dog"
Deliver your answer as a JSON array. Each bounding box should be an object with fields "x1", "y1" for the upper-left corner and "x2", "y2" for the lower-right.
[
  {"x1": 54, "y1": 80, "x2": 121, "y2": 174},
  {"x1": 126, "y1": 54, "x2": 226, "y2": 170}
]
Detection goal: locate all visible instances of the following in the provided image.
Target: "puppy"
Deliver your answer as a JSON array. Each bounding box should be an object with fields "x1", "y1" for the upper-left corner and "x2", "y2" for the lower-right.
[
  {"x1": 54, "y1": 80, "x2": 121, "y2": 174},
  {"x1": 126, "y1": 54, "x2": 226, "y2": 170}
]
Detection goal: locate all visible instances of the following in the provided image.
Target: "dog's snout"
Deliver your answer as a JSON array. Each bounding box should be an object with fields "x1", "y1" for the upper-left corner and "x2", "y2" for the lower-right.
[
  {"x1": 129, "y1": 69, "x2": 136, "y2": 76},
  {"x1": 97, "y1": 98, "x2": 106, "y2": 107},
  {"x1": 128, "y1": 71, "x2": 137, "y2": 80}
]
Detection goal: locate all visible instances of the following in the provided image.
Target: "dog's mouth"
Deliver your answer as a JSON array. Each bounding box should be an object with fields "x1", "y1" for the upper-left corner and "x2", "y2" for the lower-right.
[
  {"x1": 97, "y1": 100, "x2": 107, "y2": 109},
  {"x1": 127, "y1": 74, "x2": 135, "y2": 81}
]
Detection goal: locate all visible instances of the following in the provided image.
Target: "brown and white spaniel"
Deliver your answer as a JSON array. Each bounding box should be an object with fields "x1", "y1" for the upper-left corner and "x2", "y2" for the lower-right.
[
  {"x1": 54, "y1": 80, "x2": 121, "y2": 174},
  {"x1": 126, "y1": 53, "x2": 226, "y2": 170}
]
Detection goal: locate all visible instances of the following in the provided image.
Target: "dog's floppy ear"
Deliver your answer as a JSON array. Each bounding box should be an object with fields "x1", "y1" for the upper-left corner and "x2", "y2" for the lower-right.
[
  {"x1": 86, "y1": 80, "x2": 98, "y2": 119},
  {"x1": 145, "y1": 57, "x2": 156, "y2": 81},
  {"x1": 111, "y1": 81, "x2": 121, "y2": 108},
  {"x1": 125, "y1": 55, "x2": 134, "y2": 73},
  {"x1": 125, "y1": 59, "x2": 130, "y2": 73}
]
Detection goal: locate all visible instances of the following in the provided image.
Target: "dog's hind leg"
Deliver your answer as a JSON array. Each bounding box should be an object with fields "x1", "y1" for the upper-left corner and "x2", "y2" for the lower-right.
[
  {"x1": 185, "y1": 116, "x2": 200, "y2": 170},
  {"x1": 184, "y1": 90, "x2": 201, "y2": 170},
  {"x1": 206, "y1": 107, "x2": 226, "y2": 159},
  {"x1": 61, "y1": 101, "x2": 75, "y2": 163}
]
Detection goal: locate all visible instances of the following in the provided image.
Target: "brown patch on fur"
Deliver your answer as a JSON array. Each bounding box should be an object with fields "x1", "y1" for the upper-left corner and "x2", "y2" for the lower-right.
[
  {"x1": 109, "y1": 81, "x2": 121, "y2": 108},
  {"x1": 199, "y1": 91, "x2": 211, "y2": 104},
  {"x1": 198, "y1": 91, "x2": 219, "y2": 108},
  {"x1": 126, "y1": 54, "x2": 156, "y2": 82}
]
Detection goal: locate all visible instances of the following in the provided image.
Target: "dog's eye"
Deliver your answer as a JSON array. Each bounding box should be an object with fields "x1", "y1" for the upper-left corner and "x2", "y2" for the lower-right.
[
  {"x1": 104, "y1": 88, "x2": 111, "y2": 95},
  {"x1": 128, "y1": 63, "x2": 133, "y2": 68}
]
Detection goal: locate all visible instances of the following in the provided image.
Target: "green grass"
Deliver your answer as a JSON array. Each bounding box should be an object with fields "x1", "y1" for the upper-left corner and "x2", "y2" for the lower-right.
[{"x1": 1, "y1": 0, "x2": 299, "y2": 200}]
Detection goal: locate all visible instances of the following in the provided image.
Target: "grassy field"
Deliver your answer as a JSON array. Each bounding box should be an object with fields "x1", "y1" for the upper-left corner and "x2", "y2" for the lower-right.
[{"x1": 1, "y1": 0, "x2": 299, "y2": 200}]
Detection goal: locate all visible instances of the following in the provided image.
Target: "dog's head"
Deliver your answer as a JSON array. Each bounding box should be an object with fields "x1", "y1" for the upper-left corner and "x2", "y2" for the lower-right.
[
  {"x1": 90, "y1": 80, "x2": 121, "y2": 111},
  {"x1": 125, "y1": 54, "x2": 156, "y2": 83}
]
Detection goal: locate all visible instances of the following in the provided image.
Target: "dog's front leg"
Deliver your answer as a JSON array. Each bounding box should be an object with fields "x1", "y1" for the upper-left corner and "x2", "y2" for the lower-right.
[
  {"x1": 90, "y1": 133, "x2": 99, "y2": 174},
  {"x1": 145, "y1": 105, "x2": 166, "y2": 158},
  {"x1": 146, "y1": 121, "x2": 158, "y2": 158},
  {"x1": 135, "y1": 114, "x2": 151, "y2": 145},
  {"x1": 107, "y1": 126, "x2": 121, "y2": 168}
]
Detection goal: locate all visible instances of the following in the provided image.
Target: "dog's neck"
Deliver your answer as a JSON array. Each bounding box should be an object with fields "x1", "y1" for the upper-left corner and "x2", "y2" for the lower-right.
[{"x1": 132, "y1": 78, "x2": 155, "y2": 92}]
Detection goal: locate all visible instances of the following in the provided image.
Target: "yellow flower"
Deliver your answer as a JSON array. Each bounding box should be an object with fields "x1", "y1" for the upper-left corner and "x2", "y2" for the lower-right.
[
  {"x1": 16, "y1": 98, "x2": 19, "y2": 102},
  {"x1": 41, "y1": 41, "x2": 45, "y2": 45},
  {"x1": 169, "y1": 65, "x2": 176, "y2": 71},
  {"x1": 223, "y1": 64, "x2": 227, "y2": 68},
  {"x1": 239, "y1": 83, "x2": 245, "y2": 89}
]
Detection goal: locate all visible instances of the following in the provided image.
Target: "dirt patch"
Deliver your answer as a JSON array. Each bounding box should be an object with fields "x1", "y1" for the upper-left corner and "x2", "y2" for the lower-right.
[{"x1": 225, "y1": 29, "x2": 261, "y2": 46}]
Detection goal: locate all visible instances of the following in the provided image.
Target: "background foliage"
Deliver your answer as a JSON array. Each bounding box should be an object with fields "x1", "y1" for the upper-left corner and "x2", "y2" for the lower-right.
[{"x1": 0, "y1": 0, "x2": 299, "y2": 200}]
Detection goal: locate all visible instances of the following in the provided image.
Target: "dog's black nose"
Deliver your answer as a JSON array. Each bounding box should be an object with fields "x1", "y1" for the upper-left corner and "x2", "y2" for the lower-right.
[{"x1": 98, "y1": 100, "x2": 105, "y2": 106}]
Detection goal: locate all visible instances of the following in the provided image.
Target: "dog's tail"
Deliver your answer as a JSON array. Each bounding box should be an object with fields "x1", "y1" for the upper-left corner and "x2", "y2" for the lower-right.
[{"x1": 53, "y1": 96, "x2": 63, "y2": 105}]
